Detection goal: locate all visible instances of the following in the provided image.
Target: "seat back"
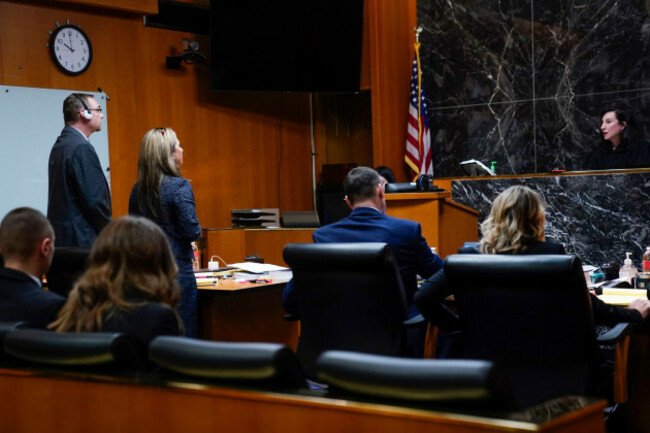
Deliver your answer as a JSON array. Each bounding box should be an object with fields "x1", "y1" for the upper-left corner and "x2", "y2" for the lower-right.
[
  {"x1": 45, "y1": 247, "x2": 90, "y2": 297},
  {"x1": 0, "y1": 321, "x2": 27, "y2": 364},
  {"x1": 4, "y1": 329, "x2": 147, "y2": 372},
  {"x1": 283, "y1": 243, "x2": 407, "y2": 378},
  {"x1": 316, "y1": 350, "x2": 514, "y2": 408},
  {"x1": 149, "y1": 336, "x2": 305, "y2": 387},
  {"x1": 445, "y1": 254, "x2": 596, "y2": 408}
]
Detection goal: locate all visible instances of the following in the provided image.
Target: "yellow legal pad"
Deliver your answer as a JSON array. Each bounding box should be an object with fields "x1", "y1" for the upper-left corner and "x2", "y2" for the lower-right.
[{"x1": 597, "y1": 288, "x2": 647, "y2": 306}]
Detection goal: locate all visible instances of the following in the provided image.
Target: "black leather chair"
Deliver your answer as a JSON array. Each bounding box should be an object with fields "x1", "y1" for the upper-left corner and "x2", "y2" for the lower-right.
[
  {"x1": 45, "y1": 247, "x2": 90, "y2": 297},
  {"x1": 149, "y1": 337, "x2": 305, "y2": 387},
  {"x1": 3, "y1": 329, "x2": 147, "y2": 372},
  {"x1": 0, "y1": 321, "x2": 26, "y2": 342},
  {"x1": 444, "y1": 254, "x2": 632, "y2": 408},
  {"x1": 0, "y1": 321, "x2": 27, "y2": 364},
  {"x1": 283, "y1": 243, "x2": 408, "y2": 379},
  {"x1": 316, "y1": 350, "x2": 514, "y2": 408}
]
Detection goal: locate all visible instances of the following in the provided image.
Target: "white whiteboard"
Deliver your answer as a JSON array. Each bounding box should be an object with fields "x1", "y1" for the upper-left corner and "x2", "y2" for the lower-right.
[{"x1": 0, "y1": 85, "x2": 110, "y2": 221}]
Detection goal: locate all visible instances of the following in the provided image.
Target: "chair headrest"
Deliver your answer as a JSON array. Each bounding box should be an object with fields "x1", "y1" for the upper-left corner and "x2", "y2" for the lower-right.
[
  {"x1": 4, "y1": 329, "x2": 146, "y2": 370},
  {"x1": 49, "y1": 247, "x2": 90, "y2": 271},
  {"x1": 316, "y1": 350, "x2": 512, "y2": 405},
  {"x1": 0, "y1": 321, "x2": 27, "y2": 343},
  {"x1": 445, "y1": 254, "x2": 583, "y2": 288},
  {"x1": 149, "y1": 337, "x2": 305, "y2": 387},
  {"x1": 283, "y1": 243, "x2": 395, "y2": 271}
]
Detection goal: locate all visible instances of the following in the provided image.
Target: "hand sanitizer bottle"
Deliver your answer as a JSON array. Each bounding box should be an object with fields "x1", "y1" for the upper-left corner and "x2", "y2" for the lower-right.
[{"x1": 619, "y1": 252, "x2": 638, "y2": 287}]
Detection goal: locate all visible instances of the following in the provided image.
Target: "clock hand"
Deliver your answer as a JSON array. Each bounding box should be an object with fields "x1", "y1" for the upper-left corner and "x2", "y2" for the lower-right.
[
  {"x1": 63, "y1": 43, "x2": 74, "y2": 52},
  {"x1": 68, "y1": 33, "x2": 75, "y2": 52}
]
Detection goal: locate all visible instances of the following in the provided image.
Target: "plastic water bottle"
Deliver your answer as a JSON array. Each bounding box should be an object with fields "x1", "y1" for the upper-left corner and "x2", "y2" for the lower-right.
[
  {"x1": 191, "y1": 241, "x2": 200, "y2": 271},
  {"x1": 643, "y1": 247, "x2": 650, "y2": 273},
  {"x1": 619, "y1": 252, "x2": 638, "y2": 287}
]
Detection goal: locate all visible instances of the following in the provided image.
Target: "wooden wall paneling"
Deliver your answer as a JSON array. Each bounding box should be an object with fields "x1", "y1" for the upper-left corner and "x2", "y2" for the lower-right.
[
  {"x1": 439, "y1": 199, "x2": 480, "y2": 257},
  {"x1": 385, "y1": 193, "x2": 447, "y2": 252},
  {"x1": 0, "y1": 1, "x2": 316, "y2": 229},
  {"x1": 202, "y1": 229, "x2": 246, "y2": 267},
  {"x1": 188, "y1": 92, "x2": 315, "y2": 225},
  {"x1": 316, "y1": 93, "x2": 373, "y2": 171},
  {"x1": 52, "y1": 0, "x2": 158, "y2": 15},
  {"x1": 0, "y1": 14, "x2": 3, "y2": 83},
  {"x1": 385, "y1": 192, "x2": 479, "y2": 258},
  {"x1": 202, "y1": 228, "x2": 314, "y2": 268},
  {"x1": 359, "y1": 0, "x2": 371, "y2": 90},
  {"x1": 0, "y1": 370, "x2": 608, "y2": 433},
  {"x1": 244, "y1": 229, "x2": 314, "y2": 267},
  {"x1": 367, "y1": 0, "x2": 417, "y2": 181}
]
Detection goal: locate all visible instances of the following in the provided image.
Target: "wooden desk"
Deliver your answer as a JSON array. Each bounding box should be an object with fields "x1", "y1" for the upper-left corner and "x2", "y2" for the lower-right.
[
  {"x1": 198, "y1": 279, "x2": 299, "y2": 350},
  {"x1": 0, "y1": 367, "x2": 606, "y2": 433}
]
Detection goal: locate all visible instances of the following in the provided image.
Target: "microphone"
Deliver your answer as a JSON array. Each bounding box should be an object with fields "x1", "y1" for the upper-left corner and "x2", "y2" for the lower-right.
[{"x1": 416, "y1": 175, "x2": 442, "y2": 192}]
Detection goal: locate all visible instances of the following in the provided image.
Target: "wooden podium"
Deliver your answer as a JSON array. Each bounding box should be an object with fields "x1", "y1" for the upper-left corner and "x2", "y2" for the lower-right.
[{"x1": 385, "y1": 191, "x2": 479, "y2": 258}]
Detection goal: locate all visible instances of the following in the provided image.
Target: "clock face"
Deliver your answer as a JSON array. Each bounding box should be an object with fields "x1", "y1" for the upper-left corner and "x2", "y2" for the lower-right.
[{"x1": 49, "y1": 25, "x2": 93, "y2": 75}]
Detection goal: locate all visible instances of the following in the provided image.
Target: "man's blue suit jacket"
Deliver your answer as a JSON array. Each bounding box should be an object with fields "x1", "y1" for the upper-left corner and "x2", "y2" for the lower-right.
[{"x1": 282, "y1": 207, "x2": 443, "y2": 317}]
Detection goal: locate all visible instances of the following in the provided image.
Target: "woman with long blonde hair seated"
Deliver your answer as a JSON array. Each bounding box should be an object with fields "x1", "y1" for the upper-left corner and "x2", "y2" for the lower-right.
[
  {"x1": 414, "y1": 185, "x2": 649, "y2": 338},
  {"x1": 49, "y1": 216, "x2": 183, "y2": 345}
]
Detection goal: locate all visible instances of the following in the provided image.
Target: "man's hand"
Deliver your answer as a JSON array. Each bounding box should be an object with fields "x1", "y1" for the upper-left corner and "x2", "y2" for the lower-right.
[{"x1": 628, "y1": 297, "x2": 650, "y2": 320}]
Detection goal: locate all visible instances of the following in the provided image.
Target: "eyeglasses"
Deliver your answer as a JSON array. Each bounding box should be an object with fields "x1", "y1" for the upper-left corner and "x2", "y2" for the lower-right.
[
  {"x1": 156, "y1": 127, "x2": 166, "y2": 136},
  {"x1": 87, "y1": 107, "x2": 103, "y2": 113}
]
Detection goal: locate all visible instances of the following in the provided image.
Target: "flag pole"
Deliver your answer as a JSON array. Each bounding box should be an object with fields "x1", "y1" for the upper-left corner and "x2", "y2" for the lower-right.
[{"x1": 414, "y1": 26, "x2": 423, "y2": 178}]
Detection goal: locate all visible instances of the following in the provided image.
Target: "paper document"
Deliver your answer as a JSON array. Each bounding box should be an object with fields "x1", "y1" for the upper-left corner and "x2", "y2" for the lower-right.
[{"x1": 229, "y1": 262, "x2": 289, "y2": 274}]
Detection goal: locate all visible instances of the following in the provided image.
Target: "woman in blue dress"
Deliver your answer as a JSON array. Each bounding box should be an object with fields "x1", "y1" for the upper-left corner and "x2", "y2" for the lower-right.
[{"x1": 128, "y1": 127, "x2": 201, "y2": 337}]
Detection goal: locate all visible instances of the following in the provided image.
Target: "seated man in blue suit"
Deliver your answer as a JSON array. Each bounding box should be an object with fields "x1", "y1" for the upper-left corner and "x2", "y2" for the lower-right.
[
  {"x1": 282, "y1": 167, "x2": 443, "y2": 355},
  {"x1": 0, "y1": 208, "x2": 65, "y2": 328}
]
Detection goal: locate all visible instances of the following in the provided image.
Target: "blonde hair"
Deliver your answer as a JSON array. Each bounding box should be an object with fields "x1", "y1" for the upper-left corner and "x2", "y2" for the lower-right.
[
  {"x1": 50, "y1": 216, "x2": 180, "y2": 333},
  {"x1": 135, "y1": 127, "x2": 182, "y2": 219},
  {"x1": 479, "y1": 185, "x2": 546, "y2": 255}
]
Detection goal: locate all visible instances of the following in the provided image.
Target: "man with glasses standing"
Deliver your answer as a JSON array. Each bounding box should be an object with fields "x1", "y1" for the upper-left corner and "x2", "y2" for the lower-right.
[{"x1": 47, "y1": 93, "x2": 111, "y2": 248}]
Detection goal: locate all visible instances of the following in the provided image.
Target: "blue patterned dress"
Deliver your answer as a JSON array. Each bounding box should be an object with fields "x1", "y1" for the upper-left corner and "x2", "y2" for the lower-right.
[{"x1": 129, "y1": 176, "x2": 202, "y2": 337}]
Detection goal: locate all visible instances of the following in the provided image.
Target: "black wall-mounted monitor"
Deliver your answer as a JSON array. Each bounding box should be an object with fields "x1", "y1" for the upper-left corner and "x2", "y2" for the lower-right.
[{"x1": 210, "y1": 0, "x2": 364, "y2": 92}]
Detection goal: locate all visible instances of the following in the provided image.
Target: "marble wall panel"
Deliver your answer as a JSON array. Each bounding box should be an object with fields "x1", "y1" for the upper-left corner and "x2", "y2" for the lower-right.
[
  {"x1": 451, "y1": 173, "x2": 650, "y2": 269},
  {"x1": 432, "y1": 101, "x2": 535, "y2": 175},
  {"x1": 418, "y1": 0, "x2": 650, "y2": 176}
]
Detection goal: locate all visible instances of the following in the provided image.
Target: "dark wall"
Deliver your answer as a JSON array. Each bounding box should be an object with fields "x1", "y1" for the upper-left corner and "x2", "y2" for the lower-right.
[{"x1": 418, "y1": 0, "x2": 650, "y2": 176}]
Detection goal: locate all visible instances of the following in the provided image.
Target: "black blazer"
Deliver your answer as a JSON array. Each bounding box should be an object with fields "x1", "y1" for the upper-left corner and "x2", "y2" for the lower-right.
[
  {"x1": 102, "y1": 302, "x2": 183, "y2": 346},
  {"x1": 0, "y1": 267, "x2": 66, "y2": 328},
  {"x1": 47, "y1": 126, "x2": 112, "y2": 248},
  {"x1": 414, "y1": 241, "x2": 643, "y2": 331}
]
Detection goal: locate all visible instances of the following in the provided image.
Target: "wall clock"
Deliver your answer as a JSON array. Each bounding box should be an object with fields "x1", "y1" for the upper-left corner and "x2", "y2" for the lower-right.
[{"x1": 48, "y1": 22, "x2": 93, "y2": 75}]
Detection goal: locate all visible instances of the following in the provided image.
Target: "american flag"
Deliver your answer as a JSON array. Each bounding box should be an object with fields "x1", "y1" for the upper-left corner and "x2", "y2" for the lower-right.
[{"x1": 404, "y1": 47, "x2": 433, "y2": 179}]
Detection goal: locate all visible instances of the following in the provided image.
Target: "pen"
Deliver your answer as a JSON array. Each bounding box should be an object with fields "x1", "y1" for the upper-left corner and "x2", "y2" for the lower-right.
[
  {"x1": 196, "y1": 279, "x2": 219, "y2": 285},
  {"x1": 248, "y1": 278, "x2": 272, "y2": 284}
]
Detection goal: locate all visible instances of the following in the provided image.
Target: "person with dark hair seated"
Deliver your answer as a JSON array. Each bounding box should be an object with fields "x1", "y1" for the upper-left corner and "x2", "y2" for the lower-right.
[
  {"x1": 584, "y1": 108, "x2": 650, "y2": 170},
  {"x1": 375, "y1": 165, "x2": 396, "y2": 183},
  {"x1": 283, "y1": 167, "x2": 443, "y2": 356},
  {"x1": 49, "y1": 216, "x2": 183, "y2": 346},
  {"x1": 0, "y1": 207, "x2": 65, "y2": 328},
  {"x1": 414, "y1": 185, "x2": 650, "y2": 339}
]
